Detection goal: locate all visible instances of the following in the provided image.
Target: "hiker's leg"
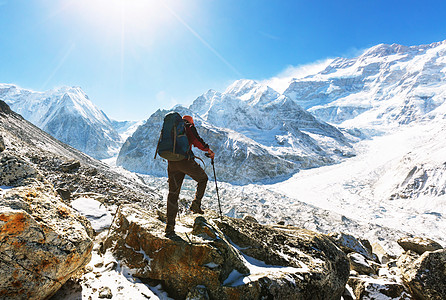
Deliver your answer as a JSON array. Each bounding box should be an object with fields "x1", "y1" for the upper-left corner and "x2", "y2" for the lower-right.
[
  {"x1": 183, "y1": 159, "x2": 208, "y2": 206},
  {"x1": 166, "y1": 161, "x2": 185, "y2": 232}
]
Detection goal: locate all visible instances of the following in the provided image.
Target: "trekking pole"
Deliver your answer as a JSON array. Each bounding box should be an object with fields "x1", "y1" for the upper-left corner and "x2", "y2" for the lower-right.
[{"x1": 206, "y1": 154, "x2": 222, "y2": 218}]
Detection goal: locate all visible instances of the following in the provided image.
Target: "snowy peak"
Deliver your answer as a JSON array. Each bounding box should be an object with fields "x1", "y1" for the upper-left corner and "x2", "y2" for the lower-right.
[
  {"x1": 118, "y1": 76, "x2": 354, "y2": 183},
  {"x1": 0, "y1": 84, "x2": 122, "y2": 159},
  {"x1": 224, "y1": 79, "x2": 281, "y2": 107},
  {"x1": 284, "y1": 40, "x2": 446, "y2": 128}
]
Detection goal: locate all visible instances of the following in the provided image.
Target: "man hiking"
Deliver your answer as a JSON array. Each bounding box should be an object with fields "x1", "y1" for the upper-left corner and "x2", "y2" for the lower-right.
[{"x1": 165, "y1": 115, "x2": 215, "y2": 237}]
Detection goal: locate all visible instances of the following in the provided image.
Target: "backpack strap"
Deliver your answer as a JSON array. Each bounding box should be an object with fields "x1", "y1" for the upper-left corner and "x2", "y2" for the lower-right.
[{"x1": 154, "y1": 130, "x2": 162, "y2": 159}]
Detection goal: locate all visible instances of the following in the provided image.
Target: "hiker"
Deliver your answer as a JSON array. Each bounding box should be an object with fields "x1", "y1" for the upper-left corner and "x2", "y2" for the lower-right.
[{"x1": 165, "y1": 115, "x2": 215, "y2": 237}]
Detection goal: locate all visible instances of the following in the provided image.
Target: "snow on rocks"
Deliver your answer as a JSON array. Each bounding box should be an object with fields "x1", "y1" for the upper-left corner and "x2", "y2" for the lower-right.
[
  {"x1": 71, "y1": 197, "x2": 113, "y2": 232},
  {"x1": 347, "y1": 253, "x2": 377, "y2": 275},
  {"x1": 329, "y1": 232, "x2": 375, "y2": 260},
  {"x1": 347, "y1": 276, "x2": 411, "y2": 300},
  {"x1": 103, "y1": 204, "x2": 350, "y2": 299}
]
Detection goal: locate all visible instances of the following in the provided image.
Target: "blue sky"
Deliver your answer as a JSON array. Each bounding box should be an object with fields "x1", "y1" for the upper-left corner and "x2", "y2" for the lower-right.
[{"x1": 1, "y1": 0, "x2": 445, "y2": 121}]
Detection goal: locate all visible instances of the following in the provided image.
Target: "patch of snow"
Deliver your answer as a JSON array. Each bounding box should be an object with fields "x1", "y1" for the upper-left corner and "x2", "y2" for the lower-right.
[
  {"x1": 204, "y1": 262, "x2": 220, "y2": 269},
  {"x1": 0, "y1": 186, "x2": 13, "y2": 196},
  {"x1": 71, "y1": 197, "x2": 113, "y2": 232},
  {"x1": 81, "y1": 249, "x2": 171, "y2": 300},
  {"x1": 223, "y1": 238, "x2": 308, "y2": 287}
]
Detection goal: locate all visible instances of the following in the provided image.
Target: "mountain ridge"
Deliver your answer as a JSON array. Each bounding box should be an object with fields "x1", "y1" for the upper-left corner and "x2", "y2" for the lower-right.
[{"x1": 1, "y1": 83, "x2": 124, "y2": 159}]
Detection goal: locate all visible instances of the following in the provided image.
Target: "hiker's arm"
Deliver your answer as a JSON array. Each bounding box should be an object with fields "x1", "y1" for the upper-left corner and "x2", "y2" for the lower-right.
[{"x1": 189, "y1": 125, "x2": 209, "y2": 151}]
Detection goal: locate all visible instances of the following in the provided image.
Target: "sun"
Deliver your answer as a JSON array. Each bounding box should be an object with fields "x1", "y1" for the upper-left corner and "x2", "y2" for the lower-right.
[{"x1": 67, "y1": 0, "x2": 179, "y2": 39}]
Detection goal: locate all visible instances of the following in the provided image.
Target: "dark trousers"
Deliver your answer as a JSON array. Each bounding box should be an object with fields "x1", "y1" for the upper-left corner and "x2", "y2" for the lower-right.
[{"x1": 167, "y1": 159, "x2": 208, "y2": 228}]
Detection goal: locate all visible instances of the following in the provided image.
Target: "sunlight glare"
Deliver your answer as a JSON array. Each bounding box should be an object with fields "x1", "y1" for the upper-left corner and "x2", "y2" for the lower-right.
[{"x1": 70, "y1": 0, "x2": 178, "y2": 38}]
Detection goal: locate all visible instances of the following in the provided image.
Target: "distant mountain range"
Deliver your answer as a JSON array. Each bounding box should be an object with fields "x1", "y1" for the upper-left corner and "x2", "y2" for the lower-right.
[
  {"x1": 117, "y1": 80, "x2": 354, "y2": 184},
  {"x1": 0, "y1": 84, "x2": 139, "y2": 159},
  {"x1": 284, "y1": 41, "x2": 446, "y2": 129},
  {"x1": 2, "y1": 40, "x2": 446, "y2": 183}
]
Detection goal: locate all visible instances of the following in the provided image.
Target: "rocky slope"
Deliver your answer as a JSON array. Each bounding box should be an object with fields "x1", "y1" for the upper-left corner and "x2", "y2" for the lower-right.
[
  {"x1": 103, "y1": 205, "x2": 350, "y2": 300},
  {"x1": 117, "y1": 81, "x2": 354, "y2": 184},
  {"x1": 2, "y1": 100, "x2": 446, "y2": 299},
  {"x1": 0, "y1": 158, "x2": 93, "y2": 299},
  {"x1": 0, "y1": 84, "x2": 123, "y2": 159}
]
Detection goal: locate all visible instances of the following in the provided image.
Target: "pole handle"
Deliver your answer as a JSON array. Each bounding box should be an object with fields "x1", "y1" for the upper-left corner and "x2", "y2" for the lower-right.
[{"x1": 204, "y1": 153, "x2": 215, "y2": 165}]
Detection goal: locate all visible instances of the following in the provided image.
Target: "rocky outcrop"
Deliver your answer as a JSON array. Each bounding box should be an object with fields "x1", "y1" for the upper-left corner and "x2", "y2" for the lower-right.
[
  {"x1": 348, "y1": 277, "x2": 410, "y2": 300},
  {"x1": 0, "y1": 153, "x2": 93, "y2": 299},
  {"x1": 397, "y1": 249, "x2": 446, "y2": 300},
  {"x1": 397, "y1": 236, "x2": 443, "y2": 255},
  {"x1": 347, "y1": 253, "x2": 376, "y2": 275},
  {"x1": 104, "y1": 205, "x2": 350, "y2": 300}
]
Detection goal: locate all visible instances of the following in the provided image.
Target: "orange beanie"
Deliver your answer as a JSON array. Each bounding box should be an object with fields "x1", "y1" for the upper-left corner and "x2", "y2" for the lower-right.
[{"x1": 182, "y1": 115, "x2": 194, "y2": 124}]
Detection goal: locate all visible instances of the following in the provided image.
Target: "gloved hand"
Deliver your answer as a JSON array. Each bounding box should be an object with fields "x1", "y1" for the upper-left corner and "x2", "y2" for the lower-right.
[{"x1": 207, "y1": 149, "x2": 215, "y2": 159}]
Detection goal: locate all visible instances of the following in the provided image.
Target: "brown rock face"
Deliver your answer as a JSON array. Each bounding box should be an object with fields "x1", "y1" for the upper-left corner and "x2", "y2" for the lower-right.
[
  {"x1": 104, "y1": 205, "x2": 350, "y2": 300},
  {"x1": 397, "y1": 236, "x2": 443, "y2": 255},
  {"x1": 0, "y1": 155, "x2": 93, "y2": 299},
  {"x1": 397, "y1": 249, "x2": 446, "y2": 300}
]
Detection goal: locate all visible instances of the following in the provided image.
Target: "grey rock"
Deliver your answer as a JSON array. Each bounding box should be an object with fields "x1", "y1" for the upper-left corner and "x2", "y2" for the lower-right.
[
  {"x1": 372, "y1": 242, "x2": 396, "y2": 265},
  {"x1": 348, "y1": 276, "x2": 411, "y2": 300},
  {"x1": 56, "y1": 188, "x2": 71, "y2": 201},
  {"x1": 0, "y1": 135, "x2": 5, "y2": 152},
  {"x1": 348, "y1": 253, "x2": 376, "y2": 275},
  {"x1": 329, "y1": 232, "x2": 374, "y2": 260},
  {"x1": 186, "y1": 285, "x2": 210, "y2": 300},
  {"x1": 397, "y1": 249, "x2": 446, "y2": 299},
  {"x1": 398, "y1": 236, "x2": 443, "y2": 255},
  {"x1": 0, "y1": 153, "x2": 43, "y2": 187},
  {"x1": 60, "y1": 160, "x2": 81, "y2": 173}
]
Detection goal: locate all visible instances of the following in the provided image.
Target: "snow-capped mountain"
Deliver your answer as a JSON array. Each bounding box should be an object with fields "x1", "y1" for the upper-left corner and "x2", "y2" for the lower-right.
[
  {"x1": 284, "y1": 40, "x2": 446, "y2": 130},
  {"x1": 111, "y1": 119, "x2": 144, "y2": 141},
  {"x1": 0, "y1": 84, "x2": 122, "y2": 159},
  {"x1": 117, "y1": 80, "x2": 354, "y2": 184}
]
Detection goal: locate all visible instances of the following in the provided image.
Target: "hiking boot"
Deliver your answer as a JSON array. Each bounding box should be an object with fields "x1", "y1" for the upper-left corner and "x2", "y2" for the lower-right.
[
  {"x1": 190, "y1": 202, "x2": 204, "y2": 214},
  {"x1": 165, "y1": 224, "x2": 175, "y2": 236}
]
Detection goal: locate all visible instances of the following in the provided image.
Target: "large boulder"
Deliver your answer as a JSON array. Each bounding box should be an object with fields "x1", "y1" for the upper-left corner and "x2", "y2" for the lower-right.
[
  {"x1": 397, "y1": 236, "x2": 443, "y2": 255},
  {"x1": 0, "y1": 155, "x2": 93, "y2": 299},
  {"x1": 397, "y1": 249, "x2": 446, "y2": 300},
  {"x1": 104, "y1": 205, "x2": 350, "y2": 300}
]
